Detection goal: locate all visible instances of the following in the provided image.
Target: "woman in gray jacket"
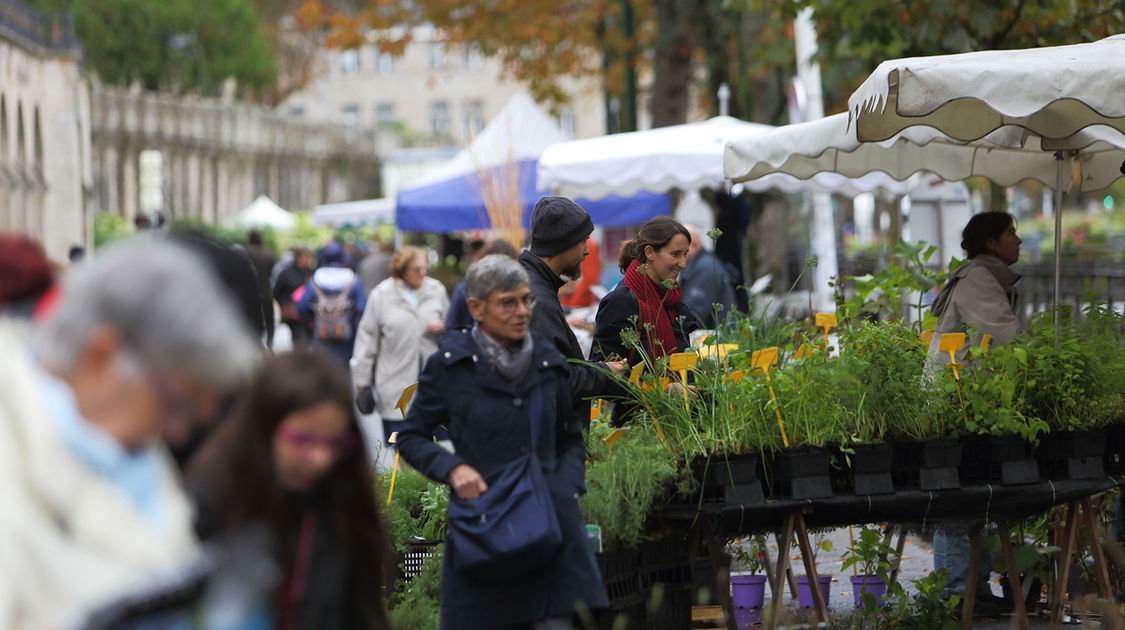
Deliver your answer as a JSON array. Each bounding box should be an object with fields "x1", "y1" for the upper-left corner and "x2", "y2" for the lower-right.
[
  {"x1": 350, "y1": 246, "x2": 449, "y2": 443},
  {"x1": 927, "y1": 211, "x2": 1023, "y2": 616}
]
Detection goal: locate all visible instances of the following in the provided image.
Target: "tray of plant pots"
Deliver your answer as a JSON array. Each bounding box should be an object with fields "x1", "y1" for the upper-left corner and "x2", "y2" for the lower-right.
[
  {"x1": 829, "y1": 442, "x2": 895, "y2": 495},
  {"x1": 689, "y1": 452, "x2": 766, "y2": 506},
  {"x1": 1036, "y1": 430, "x2": 1106, "y2": 480},
  {"x1": 891, "y1": 438, "x2": 962, "y2": 490},
  {"x1": 765, "y1": 445, "x2": 833, "y2": 500},
  {"x1": 959, "y1": 434, "x2": 1040, "y2": 485}
]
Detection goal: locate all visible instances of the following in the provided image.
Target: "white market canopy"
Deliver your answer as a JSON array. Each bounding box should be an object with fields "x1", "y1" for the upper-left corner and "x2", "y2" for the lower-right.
[
  {"x1": 539, "y1": 116, "x2": 908, "y2": 199},
  {"x1": 313, "y1": 198, "x2": 395, "y2": 227},
  {"x1": 849, "y1": 34, "x2": 1125, "y2": 146},
  {"x1": 724, "y1": 112, "x2": 1125, "y2": 192},
  {"x1": 233, "y1": 195, "x2": 296, "y2": 230}
]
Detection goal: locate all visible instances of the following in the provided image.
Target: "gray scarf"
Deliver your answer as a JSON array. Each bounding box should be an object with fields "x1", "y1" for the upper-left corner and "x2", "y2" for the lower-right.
[
  {"x1": 930, "y1": 253, "x2": 1020, "y2": 318},
  {"x1": 472, "y1": 324, "x2": 534, "y2": 386}
]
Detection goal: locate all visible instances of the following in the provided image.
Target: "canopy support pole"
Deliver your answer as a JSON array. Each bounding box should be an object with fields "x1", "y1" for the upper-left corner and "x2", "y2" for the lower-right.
[{"x1": 1052, "y1": 152, "x2": 1064, "y2": 330}]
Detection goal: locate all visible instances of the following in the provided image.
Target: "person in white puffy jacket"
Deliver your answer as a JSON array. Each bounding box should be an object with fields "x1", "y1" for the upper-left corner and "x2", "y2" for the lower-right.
[
  {"x1": 350, "y1": 246, "x2": 449, "y2": 444},
  {"x1": 0, "y1": 238, "x2": 259, "y2": 630},
  {"x1": 926, "y1": 211, "x2": 1024, "y2": 614}
]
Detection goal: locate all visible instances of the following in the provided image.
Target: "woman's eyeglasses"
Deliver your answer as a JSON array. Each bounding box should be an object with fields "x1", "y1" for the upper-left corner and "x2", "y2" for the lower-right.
[
  {"x1": 277, "y1": 426, "x2": 357, "y2": 456},
  {"x1": 492, "y1": 294, "x2": 536, "y2": 314}
]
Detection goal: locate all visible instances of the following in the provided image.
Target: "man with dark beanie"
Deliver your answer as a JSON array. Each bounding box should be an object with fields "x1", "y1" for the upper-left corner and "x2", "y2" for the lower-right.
[{"x1": 520, "y1": 196, "x2": 627, "y2": 424}]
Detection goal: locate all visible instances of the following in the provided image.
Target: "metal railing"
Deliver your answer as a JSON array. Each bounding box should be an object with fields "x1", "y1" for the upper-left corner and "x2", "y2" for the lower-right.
[{"x1": 0, "y1": 0, "x2": 80, "y2": 52}]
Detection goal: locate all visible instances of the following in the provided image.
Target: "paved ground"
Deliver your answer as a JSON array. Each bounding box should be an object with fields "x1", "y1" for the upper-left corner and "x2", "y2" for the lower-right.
[{"x1": 738, "y1": 527, "x2": 1105, "y2": 629}]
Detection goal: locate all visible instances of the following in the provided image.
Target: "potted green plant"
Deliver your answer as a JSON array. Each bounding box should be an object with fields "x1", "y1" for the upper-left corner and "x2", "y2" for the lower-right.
[
  {"x1": 729, "y1": 534, "x2": 769, "y2": 610},
  {"x1": 794, "y1": 531, "x2": 835, "y2": 609},
  {"x1": 840, "y1": 527, "x2": 898, "y2": 611}
]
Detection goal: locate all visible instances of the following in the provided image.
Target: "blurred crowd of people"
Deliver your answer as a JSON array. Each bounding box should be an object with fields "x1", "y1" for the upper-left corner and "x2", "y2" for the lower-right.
[{"x1": 0, "y1": 195, "x2": 741, "y2": 629}]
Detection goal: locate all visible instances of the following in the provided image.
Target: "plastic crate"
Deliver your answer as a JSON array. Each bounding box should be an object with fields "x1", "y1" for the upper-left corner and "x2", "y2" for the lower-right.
[
  {"x1": 639, "y1": 534, "x2": 692, "y2": 589},
  {"x1": 596, "y1": 548, "x2": 642, "y2": 605},
  {"x1": 402, "y1": 539, "x2": 440, "y2": 582}
]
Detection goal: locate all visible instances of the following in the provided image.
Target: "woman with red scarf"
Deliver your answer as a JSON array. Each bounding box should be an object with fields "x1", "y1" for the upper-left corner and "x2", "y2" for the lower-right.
[{"x1": 591, "y1": 216, "x2": 699, "y2": 370}]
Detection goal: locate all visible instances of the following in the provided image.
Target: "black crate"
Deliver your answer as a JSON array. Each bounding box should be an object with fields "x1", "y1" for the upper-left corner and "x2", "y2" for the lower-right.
[
  {"x1": 639, "y1": 534, "x2": 692, "y2": 589},
  {"x1": 766, "y1": 446, "x2": 833, "y2": 500},
  {"x1": 645, "y1": 585, "x2": 692, "y2": 630},
  {"x1": 596, "y1": 547, "x2": 642, "y2": 605},
  {"x1": 690, "y1": 453, "x2": 766, "y2": 506},
  {"x1": 831, "y1": 442, "x2": 894, "y2": 495},
  {"x1": 892, "y1": 439, "x2": 962, "y2": 490},
  {"x1": 1038, "y1": 431, "x2": 1106, "y2": 480},
  {"x1": 402, "y1": 539, "x2": 440, "y2": 582},
  {"x1": 596, "y1": 593, "x2": 646, "y2": 630},
  {"x1": 959, "y1": 435, "x2": 1039, "y2": 485}
]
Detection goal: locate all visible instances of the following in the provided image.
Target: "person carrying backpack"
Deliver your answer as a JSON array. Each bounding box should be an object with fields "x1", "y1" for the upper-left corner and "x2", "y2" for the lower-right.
[{"x1": 297, "y1": 242, "x2": 366, "y2": 366}]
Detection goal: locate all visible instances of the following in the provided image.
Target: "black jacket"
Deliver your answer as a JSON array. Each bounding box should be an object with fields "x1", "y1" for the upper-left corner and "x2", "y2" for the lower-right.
[
  {"x1": 591, "y1": 282, "x2": 699, "y2": 365},
  {"x1": 396, "y1": 330, "x2": 607, "y2": 628},
  {"x1": 519, "y1": 251, "x2": 618, "y2": 404}
]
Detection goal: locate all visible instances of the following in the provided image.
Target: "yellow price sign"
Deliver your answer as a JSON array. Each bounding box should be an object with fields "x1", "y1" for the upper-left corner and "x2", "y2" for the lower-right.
[{"x1": 395, "y1": 382, "x2": 418, "y2": 418}]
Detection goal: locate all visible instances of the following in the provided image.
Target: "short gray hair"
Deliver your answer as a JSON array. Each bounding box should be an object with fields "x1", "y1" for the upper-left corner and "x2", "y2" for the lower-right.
[
  {"x1": 33, "y1": 237, "x2": 260, "y2": 389},
  {"x1": 465, "y1": 254, "x2": 529, "y2": 301}
]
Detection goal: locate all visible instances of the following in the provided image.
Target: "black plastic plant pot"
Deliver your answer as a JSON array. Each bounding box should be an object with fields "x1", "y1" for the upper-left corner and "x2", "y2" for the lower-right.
[
  {"x1": 691, "y1": 453, "x2": 766, "y2": 506},
  {"x1": 768, "y1": 446, "x2": 833, "y2": 500},
  {"x1": 892, "y1": 439, "x2": 962, "y2": 490},
  {"x1": 831, "y1": 442, "x2": 894, "y2": 495},
  {"x1": 1037, "y1": 430, "x2": 1105, "y2": 480},
  {"x1": 959, "y1": 435, "x2": 1039, "y2": 485},
  {"x1": 1105, "y1": 425, "x2": 1125, "y2": 475}
]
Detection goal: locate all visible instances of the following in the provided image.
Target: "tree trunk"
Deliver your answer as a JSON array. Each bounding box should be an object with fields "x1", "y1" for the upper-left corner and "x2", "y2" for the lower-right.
[{"x1": 650, "y1": 0, "x2": 694, "y2": 127}]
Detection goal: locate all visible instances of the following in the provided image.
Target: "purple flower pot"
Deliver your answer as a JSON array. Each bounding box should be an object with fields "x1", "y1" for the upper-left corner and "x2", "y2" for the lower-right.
[
  {"x1": 796, "y1": 575, "x2": 832, "y2": 608},
  {"x1": 850, "y1": 575, "x2": 888, "y2": 608},
  {"x1": 731, "y1": 574, "x2": 767, "y2": 609},
  {"x1": 734, "y1": 607, "x2": 762, "y2": 627}
]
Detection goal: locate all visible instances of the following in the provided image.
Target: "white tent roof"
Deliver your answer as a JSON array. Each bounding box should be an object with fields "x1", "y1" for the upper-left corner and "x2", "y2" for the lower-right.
[
  {"x1": 540, "y1": 116, "x2": 909, "y2": 199},
  {"x1": 410, "y1": 92, "x2": 567, "y2": 188},
  {"x1": 313, "y1": 198, "x2": 395, "y2": 226},
  {"x1": 849, "y1": 34, "x2": 1125, "y2": 144},
  {"x1": 234, "y1": 195, "x2": 296, "y2": 229},
  {"x1": 724, "y1": 113, "x2": 1125, "y2": 193}
]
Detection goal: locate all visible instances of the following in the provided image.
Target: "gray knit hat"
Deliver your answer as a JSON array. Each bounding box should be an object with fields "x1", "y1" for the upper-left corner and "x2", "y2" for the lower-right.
[{"x1": 528, "y1": 196, "x2": 594, "y2": 257}]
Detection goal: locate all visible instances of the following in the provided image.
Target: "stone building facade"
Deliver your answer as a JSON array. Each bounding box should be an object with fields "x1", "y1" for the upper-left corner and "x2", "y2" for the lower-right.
[
  {"x1": 89, "y1": 83, "x2": 380, "y2": 224},
  {"x1": 0, "y1": 1, "x2": 89, "y2": 260}
]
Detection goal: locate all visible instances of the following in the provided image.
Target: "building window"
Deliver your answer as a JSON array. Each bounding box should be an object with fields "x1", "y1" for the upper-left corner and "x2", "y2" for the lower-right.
[
  {"x1": 338, "y1": 50, "x2": 359, "y2": 75},
  {"x1": 464, "y1": 44, "x2": 484, "y2": 72},
  {"x1": 287, "y1": 105, "x2": 306, "y2": 118},
  {"x1": 341, "y1": 104, "x2": 360, "y2": 126},
  {"x1": 431, "y1": 101, "x2": 450, "y2": 136},
  {"x1": 464, "y1": 100, "x2": 485, "y2": 137},
  {"x1": 375, "y1": 102, "x2": 396, "y2": 128},
  {"x1": 428, "y1": 42, "x2": 448, "y2": 70},
  {"x1": 374, "y1": 49, "x2": 394, "y2": 74},
  {"x1": 557, "y1": 109, "x2": 576, "y2": 138}
]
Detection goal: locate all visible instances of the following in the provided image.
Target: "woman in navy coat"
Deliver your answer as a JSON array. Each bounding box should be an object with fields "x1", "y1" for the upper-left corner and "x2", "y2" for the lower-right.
[{"x1": 396, "y1": 255, "x2": 606, "y2": 630}]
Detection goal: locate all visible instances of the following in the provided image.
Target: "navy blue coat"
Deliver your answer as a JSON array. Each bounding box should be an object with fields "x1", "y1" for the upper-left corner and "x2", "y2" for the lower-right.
[{"x1": 396, "y1": 330, "x2": 607, "y2": 629}]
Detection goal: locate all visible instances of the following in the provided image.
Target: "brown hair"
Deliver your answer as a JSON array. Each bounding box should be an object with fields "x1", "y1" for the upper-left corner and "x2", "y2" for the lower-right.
[
  {"x1": 617, "y1": 216, "x2": 691, "y2": 271},
  {"x1": 187, "y1": 350, "x2": 389, "y2": 629},
  {"x1": 390, "y1": 246, "x2": 425, "y2": 279},
  {"x1": 961, "y1": 212, "x2": 1015, "y2": 259},
  {"x1": 478, "y1": 238, "x2": 519, "y2": 260}
]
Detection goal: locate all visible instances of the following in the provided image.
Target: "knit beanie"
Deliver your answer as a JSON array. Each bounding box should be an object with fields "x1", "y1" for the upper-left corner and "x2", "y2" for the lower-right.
[{"x1": 529, "y1": 196, "x2": 594, "y2": 257}]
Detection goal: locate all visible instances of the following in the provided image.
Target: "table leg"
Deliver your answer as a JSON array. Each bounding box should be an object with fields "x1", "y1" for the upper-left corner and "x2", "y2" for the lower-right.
[
  {"x1": 1079, "y1": 497, "x2": 1113, "y2": 600},
  {"x1": 959, "y1": 528, "x2": 981, "y2": 630},
  {"x1": 997, "y1": 520, "x2": 1030, "y2": 630},
  {"x1": 887, "y1": 525, "x2": 907, "y2": 585},
  {"x1": 767, "y1": 513, "x2": 797, "y2": 630},
  {"x1": 794, "y1": 513, "x2": 829, "y2": 624},
  {"x1": 1050, "y1": 502, "x2": 1080, "y2": 630},
  {"x1": 774, "y1": 529, "x2": 799, "y2": 599}
]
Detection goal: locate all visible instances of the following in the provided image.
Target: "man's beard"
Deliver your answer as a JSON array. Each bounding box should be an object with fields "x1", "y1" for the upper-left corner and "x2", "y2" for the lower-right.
[{"x1": 560, "y1": 263, "x2": 583, "y2": 281}]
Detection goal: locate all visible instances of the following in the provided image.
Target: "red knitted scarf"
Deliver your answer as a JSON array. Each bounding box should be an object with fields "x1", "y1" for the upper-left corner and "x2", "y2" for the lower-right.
[{"x1": 622, "y1": 259, "x2": 682, "y2": 360}]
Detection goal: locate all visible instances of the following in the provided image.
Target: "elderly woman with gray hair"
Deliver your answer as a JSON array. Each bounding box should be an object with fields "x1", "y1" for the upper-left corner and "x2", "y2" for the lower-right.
[
  {"x1": 396, "y1": 254, "x2": 606, "y2": 630},
  {"x1": 0, "y1": 237, "x2": 261, "y2": 630}
]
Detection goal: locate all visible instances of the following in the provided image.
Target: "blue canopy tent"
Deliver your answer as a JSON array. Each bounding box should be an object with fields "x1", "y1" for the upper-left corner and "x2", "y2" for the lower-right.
[{"x1": 395, "y1": 159, "x2": 669, "y2": 233}]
